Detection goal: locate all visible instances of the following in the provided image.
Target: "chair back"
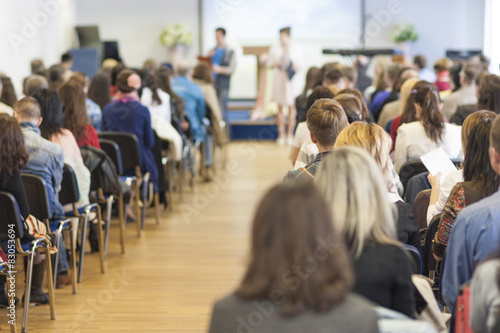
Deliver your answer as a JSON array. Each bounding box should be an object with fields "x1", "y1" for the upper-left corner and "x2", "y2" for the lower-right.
[
  {"x1": 0, "y1": 192, "x2": 24, "y2": 240},
  {"x1": 403, "y1": 244, "x2": 422, "y2": 274},
  {"x1": 399, "y1": 161, "x2": 428, "y2": 194},
  {"x1": 423, "y1": 214, "x2": 441, "y2": 275},
  {"x1": 413, "y1": 189, "x2": 432, "y2": 230},
  {"x1": 21, "y1": 173, "x2": 52, "y2": 221},
  {"x1": 99, "y1": 139, "x2": 123, "y2": 176},
  {"x1": 59, "y1": 164, "x2": 80, "y2": 206},
  {"x1": 98, "y1": 132, "x2": 140, "y2": 172}
]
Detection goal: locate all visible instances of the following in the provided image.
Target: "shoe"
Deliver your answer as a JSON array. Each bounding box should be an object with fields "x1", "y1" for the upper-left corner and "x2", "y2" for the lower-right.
[
  {"x1": 56, "y1": 272, "x2": 72, "y2": 289},
  {"x1": 287, "y1": 136, "x2": 293, "y2": 146},
  {"x1": 22, "y1": 289, "x2": 49, "y2": 307},
  {"x1": 0, "y1": 294, "x2": 19, "y2": 308},
  {"x1": 277, "y1": 137, "x2": 285, "y2": 146}
]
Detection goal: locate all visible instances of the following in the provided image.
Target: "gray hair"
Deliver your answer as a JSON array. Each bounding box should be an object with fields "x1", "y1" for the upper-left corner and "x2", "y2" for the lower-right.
[
  {"x1": 24, "y1": 75, "x2": 48, "y2": 97},
  {"x1": 176, "y1": 61, "x2": 192, "y2": 77}
]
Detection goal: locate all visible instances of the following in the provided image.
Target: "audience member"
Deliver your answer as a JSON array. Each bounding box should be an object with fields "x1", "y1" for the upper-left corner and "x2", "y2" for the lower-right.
[
  {"x1": 413, "y1": 55, "x2": 436, "y2": 83},
  {"x1": 363, "y1": 55, "x2": 391, "y2": 103},
  {"x1": 47, "y1": 64, "x2": 65, "y2": 91},
  {"x1": 61, "y1": 52, "x2": 74, "y2": 81},
  {"x1": 449, "y1": 61, "x2": 464, "y2": 92},
  {"x1": 315, "y1": 146, "x2": 416, "y2": 317},
  {"x1": 209, "y1": 181, "x2": 379, "y2": 332},
  {"x1": 441, "y1": 62, "x2": 482, "y2": 119},
  {"x1": 322, "y1": 68, "x2": 345, "y2": 95},
  {"x1": 432, "y1": 118, "x2": 498, "y2": 261},
  {"x1": 393, "y1": 81, "x2": 462, "y2": 172},
  {"x1": 24, "y1": 74, "x2": 49, "y2": 97},
  {"x1": 0, "y1": 78, "x2": 13, "y2": 115},
  {"x1": 378, "y1": 77, "x2": 419, "y2": 130},
  {"x1": 68, "y1": 72, "x2": 102, "y2": 130},
  {"x1": 88, "y1": 72, "x2": 112, "y2": 111},
  {"x1": 442, "y1": 115, "x2": 500, "y2": 311},
  {"x1": 157, "y1": 66, "x2": 188, "y2": 131},
  {"x1": 0, "y1": 76, "x2": 17, "y2": 108},
  {"x1": 333, "y1": 93, "x2": 362, "y2": 123},
  {"x1": 369, "y1": 63, "x2": 400, "y2": 117},
  {"x1": 30, "y1": 58, "x2": 47, "y2": 76},
  {"x1": 338, "y1": 65, "x2": 357, "y2": 89},
  {"x1": 284, "y1": 99, "x2": 348, "y2": 181},
  {"x1": 433, "y1": 57, "x2": 453, "y2": 94},
  {"x1": 390, "y1": 80, "x2": 420, "y2": 151},
  {"x1": 337, "y1": 88, "x2": 370, "y2": 122},
  {"x1": 354, "y1": 55, "x2": 372, "y2": 93},
  {"x1": 295, "y1": 66, "x2": 322, "y2": 123}
]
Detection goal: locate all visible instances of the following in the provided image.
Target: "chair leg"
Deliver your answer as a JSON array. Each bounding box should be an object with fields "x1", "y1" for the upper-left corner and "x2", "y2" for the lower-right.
[
  {"x1": 78, "y1": 214, "x2": 89, "y2": 283},
  {"x1": 118, "y1": 194, "x2": 125, "y2": 254},
  {"x1": 52, "y1": 230, "x2": 62, "y2": 288},
  {"x1": 44, "y1": 248, "x2": 56, "y2": 320},
  {"x1": 155, "y1": 193, "x2": 160, "y2": 225},
  {"x1": 169, "y1": 161, "x2": 175, "y2": 212},
  {"x1": 95, "y1": 207, "x2": 106, "y2": 274},
  {"x1": 8, "y1": 271, "x2": 17, "y2": 333},
  {"x1": 141, "y1": 173, "x2": 150, "y2": 230},
  {"x1": 180, "y1": 156, "x2": 186, "y2": 202},
  {"x1": 68, "y1": 228, "x2": 77, "y2": 294},
  {"x1": 134, "y1": 181, "x2": 141, "y2": 237},
  {"x1": 21, "y1": 252, "x2": 35, "y2": 333},
  {"x1": 104, "y1": 195, "x2": 113, "y2": 260}
]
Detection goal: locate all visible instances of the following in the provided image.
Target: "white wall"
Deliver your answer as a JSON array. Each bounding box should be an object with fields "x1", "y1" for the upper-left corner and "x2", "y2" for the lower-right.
[
  {"x1": 0, "y1": 0, "x2": 76, "y2": 94},
  {"x1": 75, "y1": 0, "x2": 200, "y2": 69}
]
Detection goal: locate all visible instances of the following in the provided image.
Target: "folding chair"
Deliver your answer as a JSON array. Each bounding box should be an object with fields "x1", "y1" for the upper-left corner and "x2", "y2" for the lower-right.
[
  {"x1": 398, "y1": 161, "x2": 428, "y2": 196},
  {"x1": 403, "y1": 244, "x2": 423, "y2": 275},
  {"x1": 0, "y1": 191, "x2": 56, "y2": 333},
  {"x1": 0, "y1": 258, "x2": 15, "y2": 333},
  {"x1": 423, "y1": 214, "x2": 442, "y2": 283},
  {"x1": 99, "y1": 132, "x2": 160, "y2": 232},
  {"x1": 59, "y1": 165, "x2": 106, "y2": 284},
  {"x1": 21, "y1": 173, "x2": 79, "y2": 293}
]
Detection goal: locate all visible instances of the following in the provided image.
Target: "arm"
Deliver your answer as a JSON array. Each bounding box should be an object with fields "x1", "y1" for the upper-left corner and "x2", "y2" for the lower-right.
[
  {"x1": 214, "y1": 50, "x2": 236, "y2": 75},
  {"x1": 52, "y1": 148, "x2": 64, "y2": 195},
  {"x1": 427, "y1": 173, "x2": 441, "y2": 207}
]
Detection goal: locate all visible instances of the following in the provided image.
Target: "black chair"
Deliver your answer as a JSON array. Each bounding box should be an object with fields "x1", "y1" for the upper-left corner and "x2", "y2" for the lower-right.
[
  {"x1": 60, "y1": 164, "x2": 106, "y2": 284},
  {"x1": 424, "y1": 214, "x2": 441, "y2": 282},
  {"x1": 403, "y1": 244, "x2": 423, "y2": 275},
  {"x1": 21, "y1": 173, "x2": 78, "y2": 293},
  {"x1": 399, "y1": 161, "x2": 428, "y2": 195},
  {"x1": 99, "y1": 139, "x2": 126, "y2": 254},
  {"x1": 0, "y1": 191, "x2": 55, "y2": 332},
  {"x1": 98, "y1": 132, "x2": 160, "y2": 233}
]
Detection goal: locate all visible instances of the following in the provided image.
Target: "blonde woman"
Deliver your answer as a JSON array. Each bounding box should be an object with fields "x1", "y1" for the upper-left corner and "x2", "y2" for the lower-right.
[
  {"x1": 334, "y1": 123, "x2": 421, "y2": 251},
  {"x1": 315, "y1": 146, "x2": 415, "y2": 317}
]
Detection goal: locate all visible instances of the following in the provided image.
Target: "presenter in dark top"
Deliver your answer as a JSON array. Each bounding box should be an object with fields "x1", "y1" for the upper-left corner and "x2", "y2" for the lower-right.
[{"x1": 209, "y1": 27, "x2": 236, "y2": 124}]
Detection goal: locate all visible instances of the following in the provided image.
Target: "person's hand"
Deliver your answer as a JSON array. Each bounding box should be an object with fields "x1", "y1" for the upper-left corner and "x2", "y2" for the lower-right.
[
  {"x1": 212, "y1": 65, "x2": 221, "y2": 74},
  {"x1": 428, "y1": 172, "x2": 441, "y2": 188}
]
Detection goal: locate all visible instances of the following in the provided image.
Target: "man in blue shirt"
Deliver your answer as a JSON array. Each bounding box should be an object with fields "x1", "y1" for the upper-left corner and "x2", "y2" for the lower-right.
[
  {"x1": 209, "y1": 27, "x2": 236, "y2": 123},
  {"x1": 442, "y1": 115, "x2": 500, "y2": 311},
  {"x1": 172, "y1": 62, "x2": 213, "y2": 177}
]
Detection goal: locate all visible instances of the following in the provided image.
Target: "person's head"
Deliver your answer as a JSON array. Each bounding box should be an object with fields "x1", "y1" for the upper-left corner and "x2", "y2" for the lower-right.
[
  {"x1": 372, "y1": 56, "x2": 392, "y2": 91},
  {"x1": 47, "y1": 64, "x2": 65, "y2": 90},
  {"x1": 32, "y1": 89, "x2": 64, "y2": 139},
  {"x1": 302, "y1": 66, "x2": 322, "y2": 95},
  {"x1": 333, "y1": 93, "x2": 362, "y2": 122},
  {"x1": 338, "y1": 65, "x2": 357, "y2": 89},
  {"x1": 215, "y1": 27, "x2": 226, "y2": 45},
  {"x1": 460, "y1": 62, "x2": 483, "y2": 87},
  {"x1": 13, "y1": 96, "x2": 42, "y2": 125},
  {"x1": 110, "y1": 62, "x2": 126, "y2": 86},
  {"x1": 399, "y1": 78, "x2": 420, "y2": 115},
  {"x1": 306, "y1": 99, "x2": 348, "y2": 150},
  {"x1": 88, "y1": 72, "x2": 111, "y2": 110},
  {"x1": 382, "y1": 63, "x2": 402, "y2": 92},
  {"x1": 334, "y1": 122, "x2": 397, "y2": 193},
  {"x1": 463, "y1": 118, "x2": 499, "y2": 196},
  {"x1": 24, "y1": 75, "x2": 49, "y2": 97},
  {"x1": 413, "y1": 81, "x2": 444, "y2": 142},
  {"x1": 413, "y1": 55, "x2": 427, "y2": 70},
  {"x1": 489, "y1": 116, "x2": 500, "y2": 176},
  {"x1": 315, "y1": 146, "x2": 398, "y2": 257},
  {"x1": 300, "y1": 86, "x2": 334, "y2": 122},
  {"x1": 237, "y1": 181, "x2": 353, "y2": 316},
  {"x1": 461, "y1": 110, "x2": 497, "y2": 154},
  {"x1": 31, "y1": 59, "x2": 46, "y2": 76},
  {"x1": 392, "y1": 67, "x2": 419, "y2": 94},
  {"x1": 322, "y1": 69, "x2": 345, "y2": 92},
  {"x1": 320, "y1": 62, "x2": 339, "y2": 78},
  {"x1": 142, "y1": 58, "x2": 157, "y2": 75},
  {"x1": 58, "y1": 80, "x2": 89, "y2": 142},
  {"x1": 449, "y1": 62, "x2": 464, "y2": 92},
  {"x1": 157, "y1": 66, "x2": 185, "y2": 116},
  {"x1": 193, "y1": 62, "x2": 214, "y2": 84},
  {"x1": 101, "y1": 58, "x2": 119, "y2": 73},
  {"x1": 61, "y1": 52, "x2": 73, "y2": 70},
  {"x1": 0, "y1": 76, "x2": 17, "y2": 108},
  {"x1": 477, "y1": 74, "x2": 500, "y2": 114},
  {"x1": 68, "y1": 71, "x2": 89, "y2": 95},
  {"x1": 176, "y1": 61, "x2": 192, "y2": 77},
  {"x1": 434, "y1": 57, "x2": 453, "y2": 74},
  {"x1": 115, "y1": 69, "x2": 141, "y2": 94},
  {"x1": 0, "y1": 114, "x2": 29, "y2": 185},
  {"x1": 279, "y1": 26, "x2": 291, "y2": 45}
]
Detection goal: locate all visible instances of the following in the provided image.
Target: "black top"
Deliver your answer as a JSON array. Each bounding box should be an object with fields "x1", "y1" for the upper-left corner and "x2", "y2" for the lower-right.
[
  {"x1": 0, "y1": 171, "x2": 29, "y2": 220},
  {"x1": 450, "y1": 104, "x2": 476, "y2": 125},
  {"x1": 352, "y1": 242, "x2": 416, "y2": 318},
  {"x1": 394, "y1": 201, "x2": 422, "y2": 253}
]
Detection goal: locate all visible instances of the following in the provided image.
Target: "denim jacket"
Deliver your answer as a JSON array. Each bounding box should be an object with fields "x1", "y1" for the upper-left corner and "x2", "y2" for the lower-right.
[{"x1": 20, "y1": 122, "x2": 65, "y2": 219}]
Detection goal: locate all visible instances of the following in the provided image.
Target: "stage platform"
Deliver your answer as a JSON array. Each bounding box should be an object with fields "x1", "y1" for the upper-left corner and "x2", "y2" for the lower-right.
[{"x1": 227, "y1": 100, "x2": 279, "y2": 141}]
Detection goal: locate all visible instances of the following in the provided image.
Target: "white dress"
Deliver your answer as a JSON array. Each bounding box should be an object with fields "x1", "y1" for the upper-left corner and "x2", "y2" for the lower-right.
[{"x1": 268, "y1": 41, "x2": 302, "y2": 106}]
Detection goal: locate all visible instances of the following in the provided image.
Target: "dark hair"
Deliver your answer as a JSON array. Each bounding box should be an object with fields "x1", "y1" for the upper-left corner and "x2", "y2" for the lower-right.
[
  {"x1": 300, "y1": 86, "x2": 335, "y2": 122},
  {"x1": 47, "y1": 64, "x2": 65, "y2": 90},
  {"x1": 449, "y1": 63, "x2": 464, "y2": 92},
  {"x1": 334, "y1": 93, "x2": 362, "y2": 121},
  {"x1": 391, "y1": 67, "x2": 417, "y2": 94},
  {"x1": 462, "y1": 62, "x2": 483, "y2": 84},
  {"x1": 0, "y1": 76, "x2": 17, "y2": 107},
  {"x1": 61, "y1": 52, "x2": 73, "y2": 63},
  {"x1": 215, "y1": 27, "x2": 226, "y2": 35},
  {"x1": 33, "y1": 89, "x2": 64, "y2": 139},
  {"x1": 0, "y1": 114, "x2": 29, "y2": 185},
  {"x1": 236, "y1": 182, "x2": 353, "y2": 316},
  {"x1": 31, "y1": 59, "x2": 46, "y2": 76},
  {"x1": 58, "y1": 80, "x2": 89, "y2": 142},
  {"x1": 116, "y1": 69, "x2": 138, "y2": 93},
  {"x1": 413, "y1": 55, "x2": 427, "y2": 70},
  {"x1": 477, "y1": 74, "x2": 500, "y2": 114},
  {"x1": 302, "y1": 66, "x2": 322, "y2": 96},
  {"x1": 68, "y1": 71, "x2": 89, "y2": 88},
  {"x1": 320, "y1": 62, "x2": 339, "y2": 78},
  {"x1": 111, "y1": 63, "x2": 126, "y2": 86},
  {"x1": 463, "y1": 119, "x2": 499, "y2": 196},
  {"x1": 88, "y1": 72, "x2": 112, "y2": 110},
  {"x1": 323, "y1": 69, "x2": 343, "y2": 86},
  {"x1": 414, "y1": 81, "x2": 444, "y2": 142},
  {"x1": 24, "y1": 75, "x2": 48, "y2": 97},
  {"x1": 141, "y1": 71, "x2": 162, "y2": 106},
  {"x1": 337, "y1": 88, "x2": 369, "y2": 121},
  {"x1": 193, "y1": 62, "x2": 214, "y2": 84},
  {"x1": 157, "y1": 66, "x2": 185, "y2": 120},
  {"x1": 279, "y1": 26, "x2": 291, "y2": 35}
]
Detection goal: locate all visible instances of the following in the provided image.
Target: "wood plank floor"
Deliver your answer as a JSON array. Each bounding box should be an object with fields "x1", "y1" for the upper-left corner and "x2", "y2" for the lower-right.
[{"x1": 0, "y1": 142, "x2": 291, "y2": 332}]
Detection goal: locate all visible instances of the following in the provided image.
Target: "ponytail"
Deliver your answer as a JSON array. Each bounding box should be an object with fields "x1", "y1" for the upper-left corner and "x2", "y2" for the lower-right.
[{"x1": 415, "y1": 83, "x2": 444, "y2": 142}]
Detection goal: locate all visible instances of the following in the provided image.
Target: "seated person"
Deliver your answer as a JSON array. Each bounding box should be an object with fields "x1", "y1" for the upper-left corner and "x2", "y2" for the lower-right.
[
  {"x1": 316, "y1": 147, "x2": 416, "y2": 317},
  {"x1": 337, "y1": 88, "x2": 371, "y2": 122},
  {"x1": 283, "y1": 99, "x2": 348, "y2": 182},
  {"x1": 209, "y1": 181, "x2": 379, "y2": 332},
  {"x1": 0, "y1": 77, "x2": 13, "y2": 115},
  {"x1": 23, "y1": 74, "x2": 48, "y2": 97},
  {"x1": 433, "y1": 57, "x2": 454, "y2": 95},
  {"x1": 13, "y1": 97, "x2": 72, "y2": 288},
  {"x1": 393, "y1": 81, "x2": 462, "y2": 173},
  {"x1": 67, "y1": 72, "x2": 103, "y2": 131},
  {"x1": 442, "y1": 116, "x2": 500, "y2": 311},
  {"x1": 322, "y1": 68, "x2": 345, "y2": 95},
  {"x1": 413, "y1": 54, "x2": 436, "y2": 83}
]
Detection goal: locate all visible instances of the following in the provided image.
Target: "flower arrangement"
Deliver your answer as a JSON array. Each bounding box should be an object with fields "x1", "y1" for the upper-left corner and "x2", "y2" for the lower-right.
[
  {"x1": 159, "y1": 24, "x2": 194, "y2": 47},
  {"x1": 390, "y1": 23, "x2": 418, "y2": 43}
]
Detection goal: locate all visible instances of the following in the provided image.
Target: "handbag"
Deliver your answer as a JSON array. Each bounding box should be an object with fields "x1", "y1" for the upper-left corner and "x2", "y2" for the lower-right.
[{"x1": 454, "y1": 283, "x2": 473, "y2": 333}]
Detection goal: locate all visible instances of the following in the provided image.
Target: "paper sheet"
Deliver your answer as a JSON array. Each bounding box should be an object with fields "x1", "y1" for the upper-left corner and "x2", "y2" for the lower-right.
[{"x1": 420, "y1": 148, "x2": 457, "y2": 180}]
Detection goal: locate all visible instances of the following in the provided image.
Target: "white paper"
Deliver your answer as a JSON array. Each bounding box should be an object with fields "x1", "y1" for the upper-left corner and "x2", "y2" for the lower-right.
[{"x1": 420, "y1": 148, "x2": 457, "y2": 180}]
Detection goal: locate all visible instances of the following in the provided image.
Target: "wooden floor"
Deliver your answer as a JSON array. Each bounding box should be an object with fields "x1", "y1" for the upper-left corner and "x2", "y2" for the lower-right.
[{"x1": 0, "y1": 142, "x2": 291, "y2": 332}]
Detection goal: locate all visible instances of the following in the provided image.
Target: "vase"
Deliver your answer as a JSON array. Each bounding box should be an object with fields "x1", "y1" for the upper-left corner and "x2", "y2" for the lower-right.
[
  {"x1": 397, "y1": 41, "x2": 411, "y2": 61},
  {"x1": 169, "y1": 44, "x2": 185, "y2": 69}
]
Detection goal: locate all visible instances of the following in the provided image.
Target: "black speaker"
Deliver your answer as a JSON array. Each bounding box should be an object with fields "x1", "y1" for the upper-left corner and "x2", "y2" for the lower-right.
[{"x1": 102, "y1": 41, "x2": 121, "y2": 62}]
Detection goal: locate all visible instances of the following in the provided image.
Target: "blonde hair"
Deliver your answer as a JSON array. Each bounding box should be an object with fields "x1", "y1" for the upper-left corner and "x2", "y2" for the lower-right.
[
  {"x1": 399, "y1": 78, "x2": 419, "y2": 115},
  {"x1": 315, "y1": 146, "x2": 399, "y2": 257},
  {"x1": 372, "y1": 56, "x2": 392, "y2": 91},
  {"x1": 434, "y1": 57, "x2": 453, "y2": 73}
]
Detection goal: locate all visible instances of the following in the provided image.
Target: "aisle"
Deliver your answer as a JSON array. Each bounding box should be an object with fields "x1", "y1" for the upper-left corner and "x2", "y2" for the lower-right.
[{"x1": 1, "y1": 141, "x2": 292, "y2": 332}]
